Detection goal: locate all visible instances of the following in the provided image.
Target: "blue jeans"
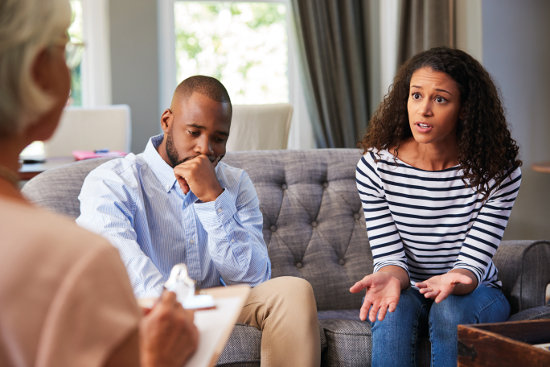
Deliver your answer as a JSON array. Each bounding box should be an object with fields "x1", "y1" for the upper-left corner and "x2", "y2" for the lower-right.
[{"x1": 370, "y1": 285, "x2": 510, "y2": 367}]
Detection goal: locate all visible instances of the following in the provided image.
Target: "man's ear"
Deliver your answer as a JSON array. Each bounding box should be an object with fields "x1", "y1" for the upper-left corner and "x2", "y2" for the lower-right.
[{"x1": 160, "y1": 108, "x2": 173, "y2": 132}]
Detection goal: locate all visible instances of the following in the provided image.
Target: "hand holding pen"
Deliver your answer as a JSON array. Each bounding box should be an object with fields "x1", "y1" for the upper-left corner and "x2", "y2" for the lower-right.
[
  {"x1": 139, "y1": 264, "x2": 215, "y2": 313},
  {"x1": 140, "y1": 291, "x2": 199, "y2": 367}
]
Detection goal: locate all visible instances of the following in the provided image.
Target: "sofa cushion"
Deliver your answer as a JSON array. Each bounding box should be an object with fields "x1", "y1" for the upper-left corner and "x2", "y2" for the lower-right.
[
  {"x1": 319, "y1": 310, "x2": 371, "y2": 367},
  {"x1": 217, "y1": 321, "x2": 328, "y2": 366},
  {"x1": 217, "y1": 324, "x2": 261, "y2": 366}
]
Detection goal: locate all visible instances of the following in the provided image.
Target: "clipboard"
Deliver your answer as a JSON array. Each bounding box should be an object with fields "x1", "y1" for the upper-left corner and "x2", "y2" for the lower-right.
[{"x1": 186, "y1": 285, "x2": 250, "y2": 367}]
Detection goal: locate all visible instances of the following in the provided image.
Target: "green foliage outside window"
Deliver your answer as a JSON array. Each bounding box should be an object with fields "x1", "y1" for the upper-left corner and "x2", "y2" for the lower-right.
[{"x1": 174, "y1": 1, "x2": 288, "y2": 104}]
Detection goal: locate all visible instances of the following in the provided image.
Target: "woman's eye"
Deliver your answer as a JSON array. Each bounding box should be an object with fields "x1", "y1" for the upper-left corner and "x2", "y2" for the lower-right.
[
  {"x1": 411, "y1": 92, "x2": 421, "y2": 100},
  {"x1": 435, "y1": 96, "x2": 447, "y2": 103}
]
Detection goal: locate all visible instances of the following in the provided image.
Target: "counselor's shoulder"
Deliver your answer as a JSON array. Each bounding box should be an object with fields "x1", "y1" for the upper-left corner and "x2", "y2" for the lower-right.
[{"x1": 0, "y1": 200, "x2": 140, "y2": 366}]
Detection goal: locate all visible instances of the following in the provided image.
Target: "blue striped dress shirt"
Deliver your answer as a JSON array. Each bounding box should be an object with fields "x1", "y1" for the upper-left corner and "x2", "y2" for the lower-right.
[
  {"x1": 356, "y1": 148, "x2": 521, "y2": 288},
  {"x1": 76, "y1": 134, "x2": 271, "y2": 298}
]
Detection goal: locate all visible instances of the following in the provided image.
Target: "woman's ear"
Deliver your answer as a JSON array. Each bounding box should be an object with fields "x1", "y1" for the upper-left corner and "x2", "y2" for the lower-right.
[{"x1": 31, "y1": 48, "x2": 54, "y2": 92}]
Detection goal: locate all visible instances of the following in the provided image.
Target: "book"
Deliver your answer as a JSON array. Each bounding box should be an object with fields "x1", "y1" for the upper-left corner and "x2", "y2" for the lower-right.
[{"x1": 72, "y1": 150, "x2": 127, "y2": 161}]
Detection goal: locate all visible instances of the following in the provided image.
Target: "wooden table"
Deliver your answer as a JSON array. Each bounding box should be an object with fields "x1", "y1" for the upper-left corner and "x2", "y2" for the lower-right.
[
  {"x1": 532, "y1": 161, "x2": 550, "y2": 173},
  {"x1": 18, "y1": 156, "x2": 75, "y2": 181},
  {"x1": 458, "y1": 319, "x2": 550, "y2": 366}
]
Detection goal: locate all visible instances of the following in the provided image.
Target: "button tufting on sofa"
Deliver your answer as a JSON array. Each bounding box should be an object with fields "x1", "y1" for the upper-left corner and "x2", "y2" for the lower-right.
[
  {"x1": 311, "y1": 221, "x2": 318, "y2": 227},
  {"x1": 281, "y1": 183, "x2": 287, "y2": 190},
  {"x1": 270, "y1": 225, "x2": 277, "y2": 232},
  {"x1": 338, "y1": 259, "x2": 346, "y2": 266},
  {"x1": 295, "y1": 262, "x2": 303, "y2": 268}
]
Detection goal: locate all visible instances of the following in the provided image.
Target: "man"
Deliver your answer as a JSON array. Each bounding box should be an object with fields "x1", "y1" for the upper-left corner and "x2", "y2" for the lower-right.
[{"x1": 77, "y1": 75, "x2": 321, "y2": 366}]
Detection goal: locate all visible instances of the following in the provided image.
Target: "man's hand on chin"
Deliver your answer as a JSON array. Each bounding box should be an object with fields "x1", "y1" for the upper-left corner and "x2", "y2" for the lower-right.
[{"x1": 173, "y1": 154, "x2": 223, "y2": 201}]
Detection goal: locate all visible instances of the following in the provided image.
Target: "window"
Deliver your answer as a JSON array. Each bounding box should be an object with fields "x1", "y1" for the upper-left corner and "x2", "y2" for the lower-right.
[
  {"x1": 161, "y1": 0, "x2": 315, "y2": 149},
  {"x1": 174, "y1": 1, "x2": 288, "y2": 104},
  {"x1": 160, "y1": 0, "x2": 314, "y2": 148},
  {"x1": 20, "y1": 0, "x2": 85, "y2": 159}
]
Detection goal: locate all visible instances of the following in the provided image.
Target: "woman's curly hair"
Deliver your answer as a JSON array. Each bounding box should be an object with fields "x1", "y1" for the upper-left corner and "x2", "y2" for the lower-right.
[{"x1": 359, "y1": 46, "x2": 521, "y2": 197}]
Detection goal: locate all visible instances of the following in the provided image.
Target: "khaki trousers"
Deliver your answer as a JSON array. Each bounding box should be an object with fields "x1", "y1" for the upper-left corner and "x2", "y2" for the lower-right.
[{"x1": 237, "y1": 276, "x2": 321, "y2": 367}]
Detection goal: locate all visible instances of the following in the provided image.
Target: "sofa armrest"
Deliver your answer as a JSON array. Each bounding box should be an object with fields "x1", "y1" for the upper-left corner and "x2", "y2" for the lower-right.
[
  {"x1": 493, "y1": 240, "x2": 550, "y2": 314},
  {"x1": 508, "y1": 304, "x2": 550, "y2": 321},
  {"x1": 22, "y1": 157, "x2": 113, "y2": 219}
]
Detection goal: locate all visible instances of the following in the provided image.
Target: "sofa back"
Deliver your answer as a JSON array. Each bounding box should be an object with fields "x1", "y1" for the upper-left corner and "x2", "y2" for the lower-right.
[
  {"x1": 22, "y1": 149, "x2": 371, "y2": 311},
  {"x1": 223, "y1": 149, "x2": 371, "y2": 311}
]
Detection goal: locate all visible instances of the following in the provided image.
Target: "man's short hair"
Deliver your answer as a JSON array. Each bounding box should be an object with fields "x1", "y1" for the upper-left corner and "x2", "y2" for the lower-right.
[{"x1": 173, "y1": 75, "x2": 232, "y2": 107}]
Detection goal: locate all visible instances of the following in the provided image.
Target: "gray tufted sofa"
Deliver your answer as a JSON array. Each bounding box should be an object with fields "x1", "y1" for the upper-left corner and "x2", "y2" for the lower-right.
[{"x1": 22, "y1": 149, "x2": 550, "y2": 366}]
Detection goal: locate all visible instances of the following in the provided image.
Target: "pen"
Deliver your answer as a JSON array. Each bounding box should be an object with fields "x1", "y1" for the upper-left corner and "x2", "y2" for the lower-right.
[{"x1": 22, "y1": 158, "x2": 46, "y2": 164}]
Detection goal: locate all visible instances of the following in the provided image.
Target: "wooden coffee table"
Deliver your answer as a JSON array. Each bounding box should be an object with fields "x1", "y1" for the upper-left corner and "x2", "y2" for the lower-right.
[{"x1": 458, "y1": 319, "x2": 550, "y2": 366}]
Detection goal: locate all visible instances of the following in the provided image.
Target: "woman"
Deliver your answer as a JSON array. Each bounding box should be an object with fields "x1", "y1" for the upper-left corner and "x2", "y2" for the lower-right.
[
  {"x1": 350, "y1": 47, "x2": 522, "y2": 366},
  {"x1": 0, "y1": 0, "x2": 197, "y2": 365}
]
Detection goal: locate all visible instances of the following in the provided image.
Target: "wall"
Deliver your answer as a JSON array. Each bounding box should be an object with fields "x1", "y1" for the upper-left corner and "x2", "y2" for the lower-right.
[
  {"x1": 455, "y1": 0, "x2": 482, "y2": 61},
  {"x1": 109, "y1": 0, "x2": 160, "y2": 153},
  {"x1": 482, "y1": 0, "x2": 550, "y2": 240}
]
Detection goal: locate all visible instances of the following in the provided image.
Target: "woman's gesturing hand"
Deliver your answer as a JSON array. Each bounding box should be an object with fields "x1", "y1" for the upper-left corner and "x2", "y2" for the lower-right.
[
  {"x1": 350, "y1": 271, "x2": 403, "y2": 323},
  {"x1": 415, "y1": 270, "x2": 475, "y2": 303}
]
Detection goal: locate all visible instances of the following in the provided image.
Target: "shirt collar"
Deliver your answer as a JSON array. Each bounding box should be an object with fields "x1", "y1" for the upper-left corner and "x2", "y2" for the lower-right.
[{"x1": 143, "y1": 134, "x2": 179, "y2": 193}]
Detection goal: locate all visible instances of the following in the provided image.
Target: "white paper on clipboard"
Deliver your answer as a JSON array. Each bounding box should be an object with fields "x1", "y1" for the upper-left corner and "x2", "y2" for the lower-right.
[{"x1": 185, "y1": 285, "x2": 250, "y2": 367}]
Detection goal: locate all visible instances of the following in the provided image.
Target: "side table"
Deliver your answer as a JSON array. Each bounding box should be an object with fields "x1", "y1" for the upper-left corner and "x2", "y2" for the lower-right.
[
  {"x1": 458, "y1": 319, "x2": 550, "y2": 366},
  {"x1": 18, "y1": 156, "x2": 75, "y2": 181}
]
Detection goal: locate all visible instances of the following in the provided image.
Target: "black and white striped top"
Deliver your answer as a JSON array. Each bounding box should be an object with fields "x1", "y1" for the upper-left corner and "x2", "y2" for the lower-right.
[{"x1": 356, "y1": 149, "x2": 522, "y2": 287}]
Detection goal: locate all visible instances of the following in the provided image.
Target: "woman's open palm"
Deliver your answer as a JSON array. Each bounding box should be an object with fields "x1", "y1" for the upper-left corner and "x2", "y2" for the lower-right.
[{"x1": 350, "y1": 272, "x2": 402, "y2": 322}]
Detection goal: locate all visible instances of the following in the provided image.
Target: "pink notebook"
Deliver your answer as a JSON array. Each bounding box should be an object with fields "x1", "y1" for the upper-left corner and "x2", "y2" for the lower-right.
[{"x1": 72, "y1": 150, "x2": 127, "y2": 161}]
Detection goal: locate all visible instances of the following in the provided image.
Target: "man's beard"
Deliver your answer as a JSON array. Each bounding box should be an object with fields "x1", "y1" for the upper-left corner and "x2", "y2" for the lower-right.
[
  {"x1": 165, "y1": 132, "x2": 187, "y2": 167},
  {"x1": 165, "y1": 131, "x2": 223, "y2": 167}
]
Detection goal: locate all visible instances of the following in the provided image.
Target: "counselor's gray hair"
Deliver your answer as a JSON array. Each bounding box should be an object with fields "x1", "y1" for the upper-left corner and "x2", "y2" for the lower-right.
[{"x1": 0, "y1": 0, "x2": 71, "y2": 136}]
